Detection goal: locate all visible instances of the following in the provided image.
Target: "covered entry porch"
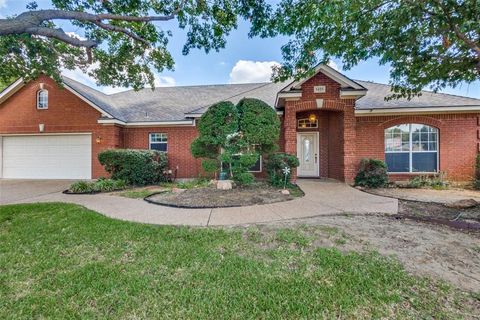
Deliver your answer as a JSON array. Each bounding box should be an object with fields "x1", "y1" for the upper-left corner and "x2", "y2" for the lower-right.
[{"x1": 282, "y1": 99, "x2": 358, "y2": 182}]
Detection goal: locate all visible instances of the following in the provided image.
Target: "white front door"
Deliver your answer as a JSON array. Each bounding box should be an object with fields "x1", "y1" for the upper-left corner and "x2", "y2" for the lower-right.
[
  {"x1": 1, "y1": 134, "x2": 92, "y2": 179},
  {"x1": 297, "y1": 132, "x2": 319, "y2": 177}
]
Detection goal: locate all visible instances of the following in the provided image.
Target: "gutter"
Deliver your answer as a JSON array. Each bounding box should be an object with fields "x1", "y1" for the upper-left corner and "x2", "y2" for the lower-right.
[
  {"x1": 355, "y1": 105, "x2": 480, "y2": 116},
  {"x1": 98, "y1": 118, "x2": 195, "y2": 127}
]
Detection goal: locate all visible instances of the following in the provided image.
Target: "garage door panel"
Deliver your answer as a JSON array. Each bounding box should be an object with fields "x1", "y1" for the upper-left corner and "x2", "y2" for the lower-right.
[{"x1": 2, "y1": 135, "x2": 92, "y2": 179}]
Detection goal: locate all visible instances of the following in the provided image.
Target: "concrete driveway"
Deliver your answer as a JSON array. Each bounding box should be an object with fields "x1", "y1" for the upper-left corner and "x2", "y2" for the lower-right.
[
  {"x1": 0, "y1": 179, "x2": 398, "y2": 226},
  {"x1": 0, "y1": 179, "x2": 74, "y2": 205}
]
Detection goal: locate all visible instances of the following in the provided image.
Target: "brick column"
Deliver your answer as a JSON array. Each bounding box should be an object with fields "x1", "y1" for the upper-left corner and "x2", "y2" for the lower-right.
[
  {"x1": 342, "y1": 99, "x2": 357, "y2": 183},
  {"x1": 284, "y1": 101, "x2": 298, "y2": 180}
]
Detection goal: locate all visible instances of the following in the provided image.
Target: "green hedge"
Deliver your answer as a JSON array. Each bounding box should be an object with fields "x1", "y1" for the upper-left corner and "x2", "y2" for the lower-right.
[
  {"x1": 354, "y1": 158, "x2": 388, "y2": 188},
  {"x1": 266, "y1": 153, "x2": 300, "y2": 187},
  {"x1": 98, "y1": 149, "x2": 168, "y2": 186}
]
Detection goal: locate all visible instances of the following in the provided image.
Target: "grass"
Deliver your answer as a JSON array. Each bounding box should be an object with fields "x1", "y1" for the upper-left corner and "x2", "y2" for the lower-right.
[
  {"x1": 116, "y1": 189, "x2": 160, "y2": 199},
  {"x1": 0, "y1": 203, "x2": 477, "y2": 319}
]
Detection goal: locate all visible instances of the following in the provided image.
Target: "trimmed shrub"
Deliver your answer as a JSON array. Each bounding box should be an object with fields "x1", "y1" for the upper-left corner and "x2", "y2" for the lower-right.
[
  {"x1": 98, "y1": 149, "x2": 168, "y2": 186},
  {"x1": 354, "y1": 159, "x2": 388, "y2": 188},
  {"x1": 266, "y1": 153, "x2": 300, "y2": 187},
  {"x1": 233, "y1": 172, "x2": 255, "y2": 186},
  {"x1": 237, "y1": 98, "x2": 280, "y2": 154}
]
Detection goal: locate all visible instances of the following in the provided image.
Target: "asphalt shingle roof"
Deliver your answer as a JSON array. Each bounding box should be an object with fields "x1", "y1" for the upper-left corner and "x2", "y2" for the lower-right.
[
  {"x1": 356, "y1": 81, "x2": 480, "y2": 110},
  {"x1": 61, "y1": 76, "x2": 480, "y2": 122}
]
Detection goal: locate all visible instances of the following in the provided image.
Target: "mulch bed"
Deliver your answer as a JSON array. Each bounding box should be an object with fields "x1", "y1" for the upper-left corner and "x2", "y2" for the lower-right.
[
  {"x1": 145, "y1": 183, "x2": 302, "y2": 208},
  {"x1": 397, "y1": 200, "x2": 480, "y2": 232}
]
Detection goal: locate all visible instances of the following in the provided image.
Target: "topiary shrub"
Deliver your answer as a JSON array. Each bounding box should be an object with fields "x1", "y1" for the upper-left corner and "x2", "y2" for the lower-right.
[
  {"x1": 266, "y1": 153, "x2": 300, "y2": 187},
  {"x1": 191, "y1": 98, "x2": 280, "y2": 184},
  {"x1": 98, "y1": 149, "x2": 168, "y2": 186},
  {"x1": 354, "y1": 158, "x2": 388, "y2": 188}
]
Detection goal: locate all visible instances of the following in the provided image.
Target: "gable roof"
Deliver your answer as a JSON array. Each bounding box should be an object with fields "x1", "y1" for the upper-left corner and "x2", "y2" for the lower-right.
[{"x1": 2, "y1": 69, "x2": 479, "y2": 123}]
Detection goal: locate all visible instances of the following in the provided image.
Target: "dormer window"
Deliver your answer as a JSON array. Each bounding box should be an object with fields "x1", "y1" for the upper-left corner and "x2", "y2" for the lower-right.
[{"x1": 37, "y1": 90, "x2": 48, "y2": 109}]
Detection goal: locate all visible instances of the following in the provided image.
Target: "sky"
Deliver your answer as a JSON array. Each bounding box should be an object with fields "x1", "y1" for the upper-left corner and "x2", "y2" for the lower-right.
[{"x1": 1, "y1": 0, "x2": 479, "y2": 98}]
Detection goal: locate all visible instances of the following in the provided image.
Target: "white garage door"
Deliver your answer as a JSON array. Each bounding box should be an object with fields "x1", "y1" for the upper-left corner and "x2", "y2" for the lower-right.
[{"x1": 1, "y1": 134, "x2": 92, "y2": 179}]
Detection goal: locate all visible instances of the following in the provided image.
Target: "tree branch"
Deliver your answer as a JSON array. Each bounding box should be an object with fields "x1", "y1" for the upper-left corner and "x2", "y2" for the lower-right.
[
  {"x1": 0, "y1": 6, "x2": 186, "y2": 48},
  {"x1": 91, "y1": 21, "x2": 150, "y2": 46},
  {"x1": 24, "y1": 26, "x2": 98, "y2": 47}
]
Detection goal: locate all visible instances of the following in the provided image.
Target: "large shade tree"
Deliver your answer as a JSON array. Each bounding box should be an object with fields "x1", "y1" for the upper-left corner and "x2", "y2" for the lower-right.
[
  {"x1": 1, "y1": 1, "x2": 478, "y2": 98},
  {"x1": 254, "y1": 0, "x2": 480, "y2": 98},
  {"x1": 0, "y1": 0, "x2": 270, "y2": 89}
]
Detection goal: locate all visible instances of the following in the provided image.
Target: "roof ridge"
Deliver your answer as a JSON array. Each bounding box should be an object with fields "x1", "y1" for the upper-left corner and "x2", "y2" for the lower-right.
[
  {"x1": 355, "y1": 79, "x2": 480, "y2": 102},
  {"x1": 185, "y1": 82, "x2": 273, "y2": 114},
  {"x1": 111, "y1": 81, "x2": 272, "y2": 96}
]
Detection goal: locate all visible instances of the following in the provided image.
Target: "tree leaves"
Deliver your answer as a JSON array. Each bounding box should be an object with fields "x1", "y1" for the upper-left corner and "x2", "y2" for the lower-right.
[{"x1": 256, "y1": 0, "x2": 480, "y2": 98}]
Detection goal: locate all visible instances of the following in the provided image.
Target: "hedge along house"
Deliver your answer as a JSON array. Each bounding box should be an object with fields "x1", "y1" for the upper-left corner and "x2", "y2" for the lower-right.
[{"x1": 0, "y1": 64, "x2": 479, "y2": 182}]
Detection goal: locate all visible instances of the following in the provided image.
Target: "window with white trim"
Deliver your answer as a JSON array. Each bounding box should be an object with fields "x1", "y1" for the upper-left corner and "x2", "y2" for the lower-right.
[
  {"x1": 298, "y1": 118, "x2": 318, "y2": 128},
  {"x1": 149, "y1": 133, "x2": 168, "y2": 152},
  {"x1": 37, "y1": 90, "x2": 48, "y2": 109},
  {"x1": 385, "y1": 124, "x2": 438, "y2": 173}
]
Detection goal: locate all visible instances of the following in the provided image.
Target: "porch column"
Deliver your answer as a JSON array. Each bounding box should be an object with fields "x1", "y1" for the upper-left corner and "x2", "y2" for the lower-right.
[
  {"x1": 284, "y1": 101, "x2": 297, "y2": 181},
  {"x1": 342, "y1": 100, "x2": 357, "y2": 183}
]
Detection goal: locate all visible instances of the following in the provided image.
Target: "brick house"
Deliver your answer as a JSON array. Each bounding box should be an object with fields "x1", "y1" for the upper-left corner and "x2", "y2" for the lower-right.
[{"x1": 1, "y1": 64, "x2": 479, "y2": 183}]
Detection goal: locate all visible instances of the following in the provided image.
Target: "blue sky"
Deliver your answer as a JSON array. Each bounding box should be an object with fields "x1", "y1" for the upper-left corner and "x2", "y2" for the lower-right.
[{"x1": 1, "y1": 0, "x2": 479, "y2": 98}]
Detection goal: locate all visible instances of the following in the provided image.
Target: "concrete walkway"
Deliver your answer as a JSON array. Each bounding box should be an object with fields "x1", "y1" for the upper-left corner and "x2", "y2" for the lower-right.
[
  {"x1": 0, "y1": 180, "x2": 398, "y2": 226},
  {"x1": 2, "y1": 179, "x2": 397, "y2": 226}
]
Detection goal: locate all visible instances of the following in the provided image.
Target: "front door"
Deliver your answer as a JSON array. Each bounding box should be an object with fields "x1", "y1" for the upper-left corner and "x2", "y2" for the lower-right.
[{"x1": 297, "y1": 133, "x2": 319, "y2": 177}]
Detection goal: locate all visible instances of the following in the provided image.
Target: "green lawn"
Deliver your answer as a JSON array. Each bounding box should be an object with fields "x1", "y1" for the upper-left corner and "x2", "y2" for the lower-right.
[{"x1": 0, "y1": 203, "x2": 476, "y2": 319}]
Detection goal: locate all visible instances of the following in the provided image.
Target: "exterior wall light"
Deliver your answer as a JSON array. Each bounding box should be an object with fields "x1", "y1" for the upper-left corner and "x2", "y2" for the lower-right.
[
  {"x1": 96, "y1": 136, "x2": 102, "y2": 144},
  {"x1": 308, "y1": 114, "x2": 317, "y2": 123}
]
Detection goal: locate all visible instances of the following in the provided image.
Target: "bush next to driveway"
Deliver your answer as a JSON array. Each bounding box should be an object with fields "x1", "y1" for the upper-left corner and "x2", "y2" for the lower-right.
[{"x1": 98, "y1": 149, "x2": 168, "y2": 185}]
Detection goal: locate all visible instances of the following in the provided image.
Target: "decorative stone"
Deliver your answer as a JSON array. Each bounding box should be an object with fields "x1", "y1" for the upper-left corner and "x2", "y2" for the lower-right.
[
  {"x1": 216, "y1": 180, "x2": 233, "y2": 190},
  {"x1": 280, "y1": 189, "x2": 290, "y2": 195},
  {"x1": 445, "y1": 199, "x2": 478, "y2": 209}
]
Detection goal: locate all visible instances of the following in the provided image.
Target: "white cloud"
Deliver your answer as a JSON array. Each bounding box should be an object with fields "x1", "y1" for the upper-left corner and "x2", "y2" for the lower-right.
[
  {"x1": 65, "y1": 32, "x2": 86, "y2": 41},
  {"x1": 229, "y1": 60, "x2": 280, "y2": 84},
  {"x1": 327, "y1": 60, "x2": 339, "y2": 71},
  {"x1": 0, "y1": 0, "x2": 7, "y2": 8},
  {"x1": 154, "y1": 75, "x2": 176, "y2": 87},
  {"x1": 62, "y1": 67, "x2": 175, "y2": 94}
]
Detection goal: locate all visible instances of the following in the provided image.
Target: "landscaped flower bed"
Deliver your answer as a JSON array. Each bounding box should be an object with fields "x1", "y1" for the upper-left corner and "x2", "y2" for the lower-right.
[
  {"x1": 64, "y1": 178, "x2": 127, "y2": 194},
  {"x1": 145, "y1": 182, "x2": 303, "y2": 208}
]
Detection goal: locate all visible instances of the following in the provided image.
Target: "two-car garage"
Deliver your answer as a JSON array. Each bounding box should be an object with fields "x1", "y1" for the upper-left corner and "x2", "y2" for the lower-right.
[{"x1": 0, "y1": 134, "x2": 92, "y2": 179}]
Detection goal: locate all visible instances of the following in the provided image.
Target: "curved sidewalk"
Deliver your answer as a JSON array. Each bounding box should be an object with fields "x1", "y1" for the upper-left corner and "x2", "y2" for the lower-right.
[{"x1": 7, "y1": 179, "x2": 398, "y2": 226}]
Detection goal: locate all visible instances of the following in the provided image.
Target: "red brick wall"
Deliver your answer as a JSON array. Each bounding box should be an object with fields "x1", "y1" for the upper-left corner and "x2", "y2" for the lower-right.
[
  {"x1": 123, "y1": 126, "x2": 202, "y2": 178},
  {"x1": 0, "y1": 76, "x2": 120, "y2": 178},
  {"x1": 283, "y1": 72, "x2": 357, "y2": 182},
  {"x1": 356, "y1": 114, "x2": 479, "y2": 182},
  {"x1": 328, "y1": 111, "x2": 344, "y2": 180}
]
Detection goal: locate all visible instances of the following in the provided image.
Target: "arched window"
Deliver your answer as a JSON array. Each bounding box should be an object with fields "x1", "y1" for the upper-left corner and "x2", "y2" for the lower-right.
[
  {"x1": 385, "y1": 124, "x2": 438, "y2": 173},
  {"x1": 37, "y1": 90, "x2": 48, "y2": 109}
]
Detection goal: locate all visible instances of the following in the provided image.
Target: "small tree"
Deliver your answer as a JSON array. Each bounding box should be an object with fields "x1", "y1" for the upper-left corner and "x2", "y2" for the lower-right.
[{"x1": 191, "y1": 98, "x2": 280, "y2": 185}]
